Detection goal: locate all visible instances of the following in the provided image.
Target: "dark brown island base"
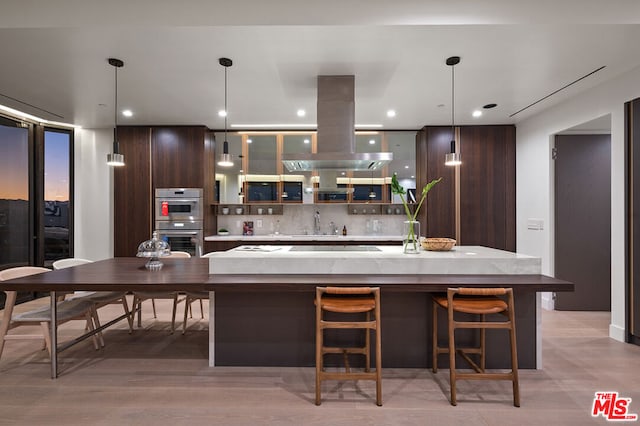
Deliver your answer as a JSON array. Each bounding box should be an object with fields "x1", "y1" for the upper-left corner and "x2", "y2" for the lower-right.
[{"x1": 205, "y1": 245, "x2": 572, "y2": 370}]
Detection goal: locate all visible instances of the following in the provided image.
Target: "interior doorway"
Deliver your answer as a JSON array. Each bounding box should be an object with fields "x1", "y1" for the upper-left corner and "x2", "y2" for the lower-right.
[{"x1": 554, "y1": 116, "x2": 611, "y2": 311}]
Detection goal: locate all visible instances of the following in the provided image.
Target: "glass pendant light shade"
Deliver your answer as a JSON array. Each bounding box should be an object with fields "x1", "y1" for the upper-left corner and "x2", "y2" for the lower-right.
[
  {"x1": 444, "y1": 152, "x2": 461, "y2": 166},
  {"x1": 217, "y1": 140, "x2": 233, "y2": 167},
  {"x1": 107, "y1": 58, "x2": 125, "y2": 167},
  {"x1": 445, "y1": 140, "x2": 461, "y2": 166},
  {"x1": 107, "y1": 152, "x2": 125, "y2": 167}
]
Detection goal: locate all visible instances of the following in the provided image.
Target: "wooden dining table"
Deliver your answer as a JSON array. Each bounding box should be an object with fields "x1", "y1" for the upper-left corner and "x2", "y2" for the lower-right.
[{"x1": 0, "y1": 257, "x2": 209, "y2": 378}]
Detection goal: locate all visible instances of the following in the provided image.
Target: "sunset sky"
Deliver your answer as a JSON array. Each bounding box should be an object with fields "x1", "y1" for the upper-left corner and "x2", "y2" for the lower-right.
[{"x1": 0, "y1": 125, "x2": 69, "y2": 201}]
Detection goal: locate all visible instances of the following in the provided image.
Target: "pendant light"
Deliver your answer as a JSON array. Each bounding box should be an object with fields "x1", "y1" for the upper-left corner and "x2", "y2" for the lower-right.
[
  {"x1": 238, "y1": 154, "x2": 245, "y2": 201},
  {"x1": 368, "y1": 171, "x2": 377, "y2": 199},
  {"x1": 217, "y1": 57, "x2": 234, "y2": 167},
  {"x1": 106, "y1": 58, "x2": 125, "y2": 167},
  {"x1": 445, "y1": 56, "x2": 462, "y2": 167}
]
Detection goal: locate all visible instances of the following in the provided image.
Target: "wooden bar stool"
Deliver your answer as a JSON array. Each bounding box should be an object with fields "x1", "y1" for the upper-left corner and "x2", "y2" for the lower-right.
[
  {"x1": 315, "y1": 286, "x2": 382, "y2": 406},
  {"x1": 432, "y1": 287, "x2": 520, "y2": 407}
]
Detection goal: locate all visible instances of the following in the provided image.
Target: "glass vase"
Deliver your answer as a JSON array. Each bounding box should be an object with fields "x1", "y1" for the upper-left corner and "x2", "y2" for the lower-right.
[{"x1": 403, "y1": 220, "x2": 420, "y2": 254}]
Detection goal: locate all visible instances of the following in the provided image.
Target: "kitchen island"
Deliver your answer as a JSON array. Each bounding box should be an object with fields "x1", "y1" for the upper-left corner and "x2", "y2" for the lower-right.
[{"x1": 206, "y1": 245, "x2": 572, "y2": 369}]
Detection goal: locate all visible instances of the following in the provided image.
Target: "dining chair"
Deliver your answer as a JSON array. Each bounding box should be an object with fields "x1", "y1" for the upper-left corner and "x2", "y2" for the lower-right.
[
  {"x1": 177, "y1": 251, "x2": 218, "y2": 334},
  {"x1": 52, "y1": 258, "x2": 134, "y2": 339},
  {"x1": 132, "y1": 251, "x2": 191, "y2": 333},
  {"x1": 0, "y1": 266, "x2": 100, "y2": 361}
]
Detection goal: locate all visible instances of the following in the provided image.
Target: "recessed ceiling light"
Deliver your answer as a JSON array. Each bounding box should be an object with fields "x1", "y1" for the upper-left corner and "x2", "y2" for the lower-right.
[
  {"x1": 483, "y1": 103, "x2": 497, "y2": 109},
  {"x1": 122, "y1": 109, "x2": 133, "y2": 117},
  {"x1": 404, "y1": 165, "x2": 409, "y2": 169},
  {"x1": 218, "y1": 110, "x2": 227, "y2": 117},
  {"x1": 386, "y1": 110, "x2": 396, "y2": 118},
  {"x1": 246, "y1": 139, "x2": 252, "y2": 144},
  {"x1": 341, "y1": 172, "x2": 346, "y2": 176},
  {"x1": 369, "y1": 139, "x2": 376, "y2": 145},
  {"x1": 303, "y1": 139, "x2": 310, "y2": 144},
  {"x1": 297, "y1": 109, "x2": 306, "y2": 117},
  {"x1": 411, "y1": 175, "x2": 415, "y2": 178},
  {"x1": 472, "y1": 110, "x2": 483, "y2": 118}
]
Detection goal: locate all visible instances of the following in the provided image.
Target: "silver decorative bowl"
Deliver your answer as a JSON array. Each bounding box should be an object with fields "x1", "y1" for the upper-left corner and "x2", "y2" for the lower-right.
[{"x1": 136, "y1": 231, "x2": 171, "y2": 270}]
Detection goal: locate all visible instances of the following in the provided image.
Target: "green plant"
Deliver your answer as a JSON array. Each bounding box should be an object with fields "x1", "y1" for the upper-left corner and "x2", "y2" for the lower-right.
[
  {"x1": 218, "y1": 228, "x2": 228, "y2": 233},
  {"x1": 391, "y1": 174, "x2": 442, "y2": 251}
]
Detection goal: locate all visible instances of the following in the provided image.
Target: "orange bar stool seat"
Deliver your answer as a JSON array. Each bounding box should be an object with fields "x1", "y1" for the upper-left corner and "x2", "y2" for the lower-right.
[
  {"x1": 432, "y1": 287, "x2": 520, "y2": 407},
  {"x1": 315, "y1": 286, "x2": 382, "y2": 406}
]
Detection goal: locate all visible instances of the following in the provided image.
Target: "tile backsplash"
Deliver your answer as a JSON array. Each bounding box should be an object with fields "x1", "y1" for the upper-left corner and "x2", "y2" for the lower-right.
[{"x1": 215, "y1": 204, "x2": 407, "y2": 236}]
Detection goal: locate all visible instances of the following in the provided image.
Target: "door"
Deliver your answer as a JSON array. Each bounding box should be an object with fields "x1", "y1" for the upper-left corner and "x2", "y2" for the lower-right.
[{"x1": 554, "y1": 134, "x2": 611, "y2": 310}]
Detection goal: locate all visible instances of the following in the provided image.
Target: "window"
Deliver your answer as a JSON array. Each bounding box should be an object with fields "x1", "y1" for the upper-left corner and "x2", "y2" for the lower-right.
[
  {"x1": 0, "y1": 117, "x2": 73, "y2": 269},
  {"x1": 0, "y1": 118, "x2": 30, "y2": 268},
  {"x1": 43, "y1": 129, "x2": 72, "y2": 264}
]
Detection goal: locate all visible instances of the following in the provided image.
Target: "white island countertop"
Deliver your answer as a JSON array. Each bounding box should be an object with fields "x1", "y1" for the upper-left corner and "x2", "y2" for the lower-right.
[
  {"x1": 206, "y1": 245, "x2": 541, "y2": 275},
  {"x1": 205, "y1": 234, "x2": 404, "y2": 242}
]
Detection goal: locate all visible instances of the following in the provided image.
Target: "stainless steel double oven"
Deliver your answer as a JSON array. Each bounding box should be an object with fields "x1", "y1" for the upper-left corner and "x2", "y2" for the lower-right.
[{"x1": 154, "y1": 188, "x2": 203, "y2": 257}]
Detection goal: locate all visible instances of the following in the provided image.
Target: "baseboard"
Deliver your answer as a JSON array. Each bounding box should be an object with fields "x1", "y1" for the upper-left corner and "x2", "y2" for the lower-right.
[
  {"x1": 609, "y1": 323, "x2": 626, "y2": 342},
  {"x1": 541, "y1": 292, "x2": 554, "y2": 311}
]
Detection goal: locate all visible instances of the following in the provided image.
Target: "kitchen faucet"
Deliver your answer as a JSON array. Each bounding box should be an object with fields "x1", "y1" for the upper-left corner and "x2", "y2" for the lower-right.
[{"x1": 314, "y1": 211, "x2": 321, "y2": 235}]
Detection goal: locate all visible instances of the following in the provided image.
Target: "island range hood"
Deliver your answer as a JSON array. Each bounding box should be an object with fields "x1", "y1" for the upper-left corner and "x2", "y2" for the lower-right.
[{"x1": 281, "y1": 76, "x2": 392, "y2": 182}]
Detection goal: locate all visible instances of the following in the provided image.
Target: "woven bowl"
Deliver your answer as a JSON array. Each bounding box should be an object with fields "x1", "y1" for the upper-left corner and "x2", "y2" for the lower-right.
[{"x1": 421, "y1": 237, "x2": 456, "y2": 251}]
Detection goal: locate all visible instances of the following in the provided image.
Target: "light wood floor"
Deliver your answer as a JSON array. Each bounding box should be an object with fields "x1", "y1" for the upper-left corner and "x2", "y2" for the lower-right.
[{"x1": 1, "y1": 297, "x2": 639, "y2": 425}]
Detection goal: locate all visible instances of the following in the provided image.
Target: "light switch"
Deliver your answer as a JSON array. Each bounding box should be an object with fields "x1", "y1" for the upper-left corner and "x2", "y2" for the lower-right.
[
  {"x1": 256, "y1": 219, "x2": 263, "y2": 228},
  {"x1": 527, "y1": 218, "x2": 544, "y2": 230}
]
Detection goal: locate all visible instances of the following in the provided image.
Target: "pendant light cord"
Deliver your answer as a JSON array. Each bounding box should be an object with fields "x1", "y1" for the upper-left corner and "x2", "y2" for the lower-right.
[
  {"x1": 114, "y1": 64, "x2": 118, "y2": 151},
  {"x1": 451, "y1": 63, "x2": 455, "y2": 144},
  {"x1": 224, "y1": 65, "x2": 228, "y2": 142}
]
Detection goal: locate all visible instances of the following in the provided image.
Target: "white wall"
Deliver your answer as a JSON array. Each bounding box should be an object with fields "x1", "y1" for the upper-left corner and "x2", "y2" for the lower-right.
[
  {"x1": 517, "y1": 64, "x2": 640, "y2": 342},
  {"x1": 73, "y1": 128, "x2": 113, "y2": 261}
]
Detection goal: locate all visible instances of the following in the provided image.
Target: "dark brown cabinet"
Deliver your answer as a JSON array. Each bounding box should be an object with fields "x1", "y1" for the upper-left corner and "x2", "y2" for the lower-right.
[
  {"x1": 114, "y1": 127, "x2": 152, "y2": 257},
  {"x1": 114, "y1": 126, "x2": 216, "y2": 257},
  {"x1": 416, "y1": 125, "x2": 515, "y2": 252}
]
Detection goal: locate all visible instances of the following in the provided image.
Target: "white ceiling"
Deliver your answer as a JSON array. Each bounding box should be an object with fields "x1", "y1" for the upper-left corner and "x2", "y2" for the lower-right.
[{"x1": 1, "y1": 1, "x2": 639, "y2": 130}]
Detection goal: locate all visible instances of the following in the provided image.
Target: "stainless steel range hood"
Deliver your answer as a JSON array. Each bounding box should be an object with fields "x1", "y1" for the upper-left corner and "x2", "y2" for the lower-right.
[{"x1": 281, "y1": 76, "x2": 392, "y2": 174}]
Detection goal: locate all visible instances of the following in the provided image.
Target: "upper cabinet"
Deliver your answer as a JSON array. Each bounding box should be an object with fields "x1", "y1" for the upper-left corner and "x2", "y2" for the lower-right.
[
  {"x1": 214, "y1": 130, "x2": 417, "y2": 205},
  {"x1": 152, "y1": 127, "x2": 208, "y2": 188}
]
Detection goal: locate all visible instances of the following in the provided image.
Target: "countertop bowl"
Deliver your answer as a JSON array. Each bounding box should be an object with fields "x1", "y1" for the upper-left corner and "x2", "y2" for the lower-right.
[{"x1": 421, "y1": 237, "x2": 456, "y2": 251}]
